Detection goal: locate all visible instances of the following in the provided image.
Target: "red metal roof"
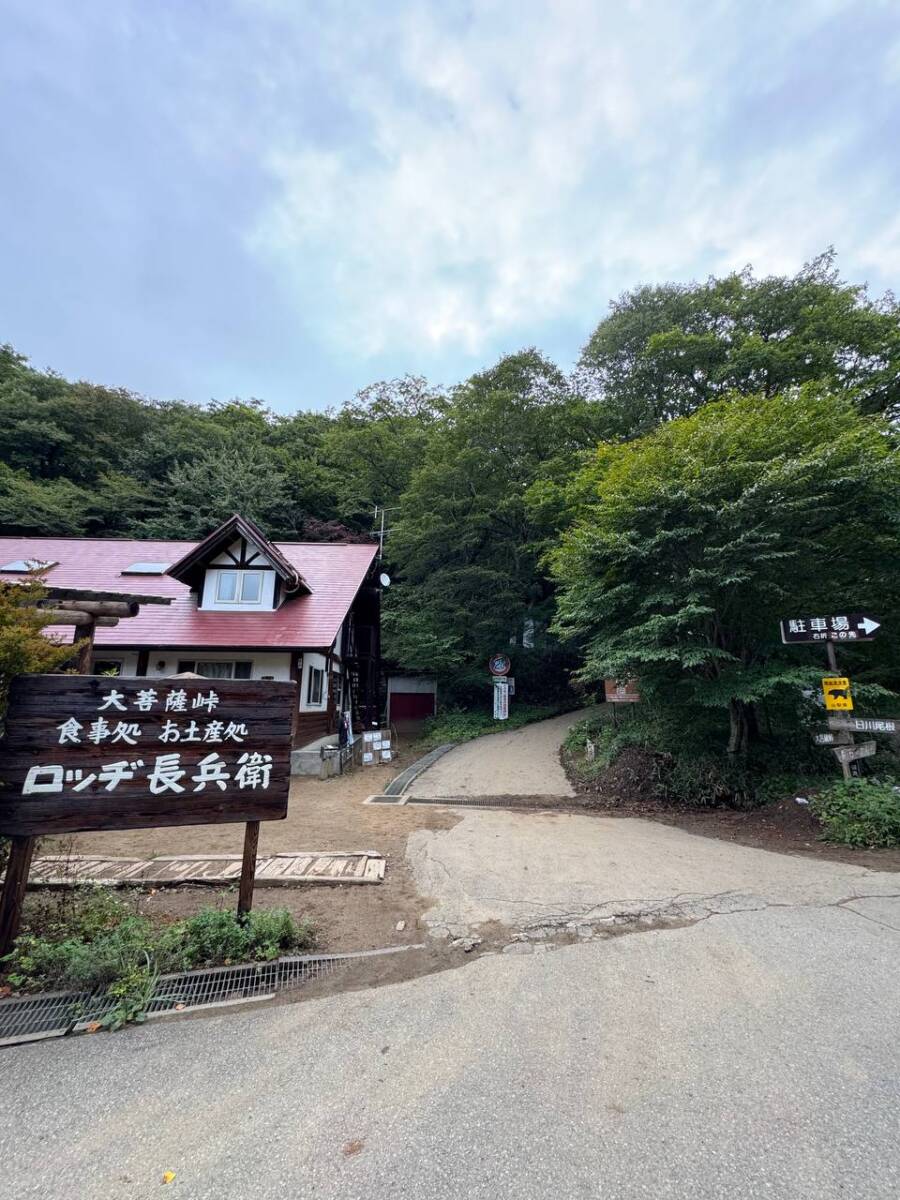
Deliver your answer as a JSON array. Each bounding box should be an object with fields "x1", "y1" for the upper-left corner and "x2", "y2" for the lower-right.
[{"x1": 0, "y1": 536, "x2": 378, "y2": 649}]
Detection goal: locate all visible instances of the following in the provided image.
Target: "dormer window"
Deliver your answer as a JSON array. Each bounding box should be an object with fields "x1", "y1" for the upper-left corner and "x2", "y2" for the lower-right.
[{"x1": 215, "y1": 570, "x2": 263, "y2": 605}]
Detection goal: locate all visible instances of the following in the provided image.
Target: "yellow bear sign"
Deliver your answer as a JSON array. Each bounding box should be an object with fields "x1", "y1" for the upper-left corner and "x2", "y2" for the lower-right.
[{"x1": 822, "y1": 676, "x2": 853, "y2": 711}]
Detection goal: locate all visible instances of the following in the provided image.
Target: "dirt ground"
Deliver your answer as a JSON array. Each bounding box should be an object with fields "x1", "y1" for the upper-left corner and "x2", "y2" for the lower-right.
[
  {"x1": 40, "y1": 745, "x2": 459, "y2": 955},
  {"x1": 568, "y1": 746, "x2": 900, "y2": 872}
]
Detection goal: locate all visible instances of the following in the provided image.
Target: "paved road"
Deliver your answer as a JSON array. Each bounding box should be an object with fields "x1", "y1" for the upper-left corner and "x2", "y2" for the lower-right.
[
  {"x1": 406, "y1": 710, "x2": 584, "y2": 798},
  {"x1": 407, "y1": 807, "x2": 900, "y2": 934},
  {"x1": 3, "y1": 898, "x2": 900, "y2": 1199},
  {"x1": 5, "y1": 713, "x2": 900, "y2": 1197}
]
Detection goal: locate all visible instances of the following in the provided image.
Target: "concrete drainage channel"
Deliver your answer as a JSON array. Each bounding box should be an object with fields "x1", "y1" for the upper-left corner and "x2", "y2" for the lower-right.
[
  {"x1": 367, "y1": 794, "x2": 574, "y2": 809},
  {"x1": 0, "y1": 944, "x2": 424, "y2": 1048}
]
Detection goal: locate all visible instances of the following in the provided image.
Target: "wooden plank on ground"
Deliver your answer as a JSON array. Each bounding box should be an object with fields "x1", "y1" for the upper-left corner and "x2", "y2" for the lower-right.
[{"x1": 13, "y1": 852, "x2": 386, "y2": 888}]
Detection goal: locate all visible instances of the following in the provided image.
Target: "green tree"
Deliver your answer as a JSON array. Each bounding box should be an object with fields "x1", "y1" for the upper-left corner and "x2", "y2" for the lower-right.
[
  {"x1": 578, "y1": 252, "x2": 900, "y2": 439},
  {"x1": 0, "y1": 574, "x2": 75, "y2": 712},
  {"x1": 385, "y1": 350, "x2": 604, "y2": 700},
  {"x1": 141, "y1": 445, "x2": 296, "y2": 540},
  {"x1": 550, "y1": 387, "x2": 900, "y2": 757},
  {"x1": 319, "y1": 376, "x2": 443, "y2": 525}
]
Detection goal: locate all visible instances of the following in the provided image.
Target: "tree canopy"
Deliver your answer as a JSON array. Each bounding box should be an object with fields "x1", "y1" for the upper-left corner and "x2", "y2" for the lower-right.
[
  {"x1": 577, "y1": 251, "x2": 900, "y2": 439},
  {"x1": 2, "y1": 250, "x2": 899, "y2": 728},
  {"x1": 550, "y1": 387, "x2": 900, "y2": 755}
]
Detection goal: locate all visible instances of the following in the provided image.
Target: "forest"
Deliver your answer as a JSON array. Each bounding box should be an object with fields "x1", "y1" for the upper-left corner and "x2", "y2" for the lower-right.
[{"x1": 3, "y1": 250, "x2": 899, "y2": 797}]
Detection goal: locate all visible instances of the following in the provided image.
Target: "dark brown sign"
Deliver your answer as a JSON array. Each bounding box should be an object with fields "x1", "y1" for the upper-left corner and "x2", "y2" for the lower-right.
[
  {"x1": 780, "y1": 613, "x2": 881, "y2": 643},
  {"x1": 604, "y1": 678, "x2": 640, "y2": 704},
  {"x1": 0, "y1": 675, "x2": 296, "y2": 836}
]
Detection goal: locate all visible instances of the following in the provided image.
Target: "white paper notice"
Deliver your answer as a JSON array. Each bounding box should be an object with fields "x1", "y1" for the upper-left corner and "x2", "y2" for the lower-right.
[{"x1": 363, "y1": 752, "x2": 374, "y2": 764}]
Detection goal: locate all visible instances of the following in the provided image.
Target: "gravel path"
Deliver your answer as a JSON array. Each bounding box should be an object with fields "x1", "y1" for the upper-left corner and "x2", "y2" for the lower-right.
[{"x1": 405, "y1": 710, "x2": 586, "y2": 799}]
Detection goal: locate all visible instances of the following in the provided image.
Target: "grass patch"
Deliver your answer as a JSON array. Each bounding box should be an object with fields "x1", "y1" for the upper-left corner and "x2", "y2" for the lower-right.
[
  {"x1": 811, "y1": 780, "x2": 900, "y2": 847},
  {"x1": 1, "y1": 886, "x2": 316, "y2": 1021},
  {"x1": 417, "y1": 702, "x2": 577, "y2": 749}
]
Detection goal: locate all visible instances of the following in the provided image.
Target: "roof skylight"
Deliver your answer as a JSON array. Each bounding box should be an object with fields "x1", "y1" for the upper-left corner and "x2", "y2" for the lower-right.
[
  {"x1": 1, "y1": 559, "x2": 57, "y2": 573},
  {"x1": 121, "y1": 562, "x2": 170, "y2": 575}
]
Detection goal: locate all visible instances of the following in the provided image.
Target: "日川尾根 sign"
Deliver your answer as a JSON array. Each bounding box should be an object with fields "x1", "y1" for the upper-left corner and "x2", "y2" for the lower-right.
[{"x1": 0, "y1": 675, "x2": 296, "y2": 837}]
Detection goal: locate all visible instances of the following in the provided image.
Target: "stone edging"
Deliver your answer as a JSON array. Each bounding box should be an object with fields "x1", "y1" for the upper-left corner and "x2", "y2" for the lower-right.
[{"x1": 383, "y1": 743, "x2": 456, "y2": 796}]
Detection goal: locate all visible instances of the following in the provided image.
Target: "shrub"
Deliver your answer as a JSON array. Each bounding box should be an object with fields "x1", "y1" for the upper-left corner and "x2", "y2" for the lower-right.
[
  {"x1": 419, "y1": 702, "x2": 573, "y2": 749},
  {"x1": 159, "y1": 905, "x2": 313, "y2": 970},
  {"x1": 812, "y1": 780, "x2": 900, "y2": 847},
  {"x1": 2, "y1": 888, "x2": 315, "y2": 1003}
]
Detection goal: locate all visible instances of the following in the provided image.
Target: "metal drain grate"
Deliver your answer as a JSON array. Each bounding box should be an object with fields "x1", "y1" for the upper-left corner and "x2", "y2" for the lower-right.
[
  {"x1": 404, "y1": 794, "x2": 566, "y2": 809},
  {"x1": 0, "y1": 954, "x2": 345, "y2": 1046},
  {"x1": 0, "y1": 945, "x2": 423, "y2": 1047}
]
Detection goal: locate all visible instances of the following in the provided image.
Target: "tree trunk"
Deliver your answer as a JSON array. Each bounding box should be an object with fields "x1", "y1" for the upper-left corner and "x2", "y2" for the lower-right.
[{"x1": 727, "y1": 699, "x2": 756, "y2": 757}]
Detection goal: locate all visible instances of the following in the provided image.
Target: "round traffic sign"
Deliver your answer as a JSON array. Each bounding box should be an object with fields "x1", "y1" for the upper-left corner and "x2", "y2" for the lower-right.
[{"x1": 488, "y1": 653, "x2": 511, "y2": 677}]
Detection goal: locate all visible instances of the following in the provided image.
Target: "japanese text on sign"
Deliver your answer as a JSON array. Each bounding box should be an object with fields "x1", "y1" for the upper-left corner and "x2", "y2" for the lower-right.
[{"x1": 0, "y1": 676, "x2": 295, "y2": 836}]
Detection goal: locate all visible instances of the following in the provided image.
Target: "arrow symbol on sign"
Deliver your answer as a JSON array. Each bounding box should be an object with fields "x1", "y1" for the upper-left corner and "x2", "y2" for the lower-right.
[{"x1": 858, "y1": 617, "x2": 881, "y2": 635}]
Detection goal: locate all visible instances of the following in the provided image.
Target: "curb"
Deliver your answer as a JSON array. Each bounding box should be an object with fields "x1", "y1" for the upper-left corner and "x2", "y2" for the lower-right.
[{"x1": 383, "y1": 743, "x2": 456, "y2": 796}]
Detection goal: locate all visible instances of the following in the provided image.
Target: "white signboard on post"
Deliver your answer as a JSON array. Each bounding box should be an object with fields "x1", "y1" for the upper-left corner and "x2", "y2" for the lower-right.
[{"x1": 493, "y1": 680, "x2": 510, "y2": 720}]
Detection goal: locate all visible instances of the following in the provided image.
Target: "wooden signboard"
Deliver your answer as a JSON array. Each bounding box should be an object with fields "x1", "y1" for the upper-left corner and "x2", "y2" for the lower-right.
[
  {"x1": 812, "y1": 730, "x2": 853, "y2": 746},
  {"x1": 832, "y1": 740, "x2": 877, "y2": 765},
  {"x1": 604, "y1": 678, "x2": 640, "y2": 704},
  {"x1": 0, "y1": 675, "x2": 296, "y2": 837},
  {"x1": 827, "y1": 715, "x2": 900, "y2": 736}
]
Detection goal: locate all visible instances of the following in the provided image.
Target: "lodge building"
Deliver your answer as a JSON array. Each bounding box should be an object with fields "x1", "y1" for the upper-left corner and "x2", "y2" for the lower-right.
[{"x1": 0, "y1": 515, "x2": 382, "y2": 762}]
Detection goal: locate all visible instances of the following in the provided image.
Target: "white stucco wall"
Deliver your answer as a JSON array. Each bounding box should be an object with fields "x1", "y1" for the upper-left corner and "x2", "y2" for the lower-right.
[
  {"x1": 299, "y1": 651, "x2": 329, "y2": 711},
  {"x1": 95, "y1": 650, "x2": 294, "y2": 682}
]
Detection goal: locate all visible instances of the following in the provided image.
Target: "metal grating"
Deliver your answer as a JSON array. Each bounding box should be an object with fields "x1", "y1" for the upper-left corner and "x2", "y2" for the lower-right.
[
  {"x1": 0, "y1": 946, "x2": 422, "y2": 1046},
  {"x1": 0, "y1": 949, "x2": 412, "y2": 1046},
  {"x1": 404, "y1": 794, "x2": 565, "y2": 809}
]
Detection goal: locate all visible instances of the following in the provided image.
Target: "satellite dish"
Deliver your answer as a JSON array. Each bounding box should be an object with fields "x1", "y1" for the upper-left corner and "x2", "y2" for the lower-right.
[{"x1": 379, "y1": 572, "x2": 391, "y2": 588}]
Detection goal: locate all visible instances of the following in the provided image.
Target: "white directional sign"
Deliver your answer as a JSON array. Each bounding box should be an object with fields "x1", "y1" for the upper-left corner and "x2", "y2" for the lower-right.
[{"x1": 827, "y1": 715, "x2": 900, "y2": 735}]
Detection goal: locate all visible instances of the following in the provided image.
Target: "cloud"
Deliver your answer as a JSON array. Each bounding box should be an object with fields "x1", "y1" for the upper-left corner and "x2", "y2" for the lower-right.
[{"x1": 249, "y1": 0, "x2": 900, "y2": 359}]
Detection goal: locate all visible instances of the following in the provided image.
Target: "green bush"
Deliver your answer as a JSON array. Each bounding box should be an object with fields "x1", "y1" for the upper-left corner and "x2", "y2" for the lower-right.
[
  {"x1": 563, "y1": 704, "x2": 837, "y2": 808},
  {"x1": 419, "y1": 702, "x2": 574, "y2": 749},
  {"x1": 159, "y1": 905, "x2": 312, "y2": 970},
  {"x1": 812, "y1": 780, "x2": 900, "y2": 847},
  {"x1": 2, "y1": 887, "x2": 315, "y2": 1000}
]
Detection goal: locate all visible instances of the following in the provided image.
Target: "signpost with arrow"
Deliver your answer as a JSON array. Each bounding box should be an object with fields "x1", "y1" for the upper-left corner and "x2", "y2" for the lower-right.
[
  {"x1": 780, "y1": 613, "x2": 881, "y2": 644},
  {"x1": 780, "y1": 611, "x2": 884, "y2": 782}
]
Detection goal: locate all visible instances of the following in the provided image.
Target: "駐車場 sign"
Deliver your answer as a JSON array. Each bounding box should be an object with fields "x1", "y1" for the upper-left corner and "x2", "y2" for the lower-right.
[{"x1": 0, "y1": 675, "x2": 296, "y2": 837}]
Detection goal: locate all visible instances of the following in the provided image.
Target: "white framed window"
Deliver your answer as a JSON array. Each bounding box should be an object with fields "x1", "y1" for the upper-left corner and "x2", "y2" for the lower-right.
[
  {"x1": 178, "y1": 659, "x2": 253, "y2": 679},
  {"x1": 300, "y1": 654, "x2": 329, "y2": 710},
  {"x1": 215, "y1": 570, "x2": 264, "y2": 604},
  {"x1": 306, "y1": 667, "x2": 325, "y2": 706}
]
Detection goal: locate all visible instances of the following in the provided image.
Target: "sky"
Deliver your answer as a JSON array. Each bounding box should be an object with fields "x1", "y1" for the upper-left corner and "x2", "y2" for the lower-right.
[{"x1": 1, "y1": 0, "x2": 899, "y2": 414}]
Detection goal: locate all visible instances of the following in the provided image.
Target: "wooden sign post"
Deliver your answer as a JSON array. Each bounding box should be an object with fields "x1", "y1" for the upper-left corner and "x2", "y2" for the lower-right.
[
  {"x1": 779, "y1": 612, "x2": 885, "y2": 782},
  {"x1": 0, "y1": 675, "x2": 296, "y2": 956}
]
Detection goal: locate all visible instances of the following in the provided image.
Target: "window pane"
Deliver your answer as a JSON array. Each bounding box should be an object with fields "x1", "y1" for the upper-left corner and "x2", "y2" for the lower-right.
[
  {"x1": 94, "y1": 660, "x2": 122, "y2": 676},
  {"x1": 216, "y1": 571, "x2": 238, "y2": 602},
  {"x1": 307, "y1": 667, "x2": 324, "y2": 705},
  {"x1": 197, "y1": 661, "x2": 234, "y2": 678},
  {"x1": 234, "y1": 661, "x2": 252, "y2": 679},
  {"x1": 240, "y1": 572, "x2": 262, "y2": 603},
  {"x1": 177, "y1": 660, "x2": 196, "y2": 674}
]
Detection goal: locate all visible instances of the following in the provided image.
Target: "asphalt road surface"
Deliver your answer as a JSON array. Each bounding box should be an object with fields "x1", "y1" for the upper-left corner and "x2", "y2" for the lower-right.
[{"x1": 4, "y1": 895, "x2": 900, "y2": 1199}]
